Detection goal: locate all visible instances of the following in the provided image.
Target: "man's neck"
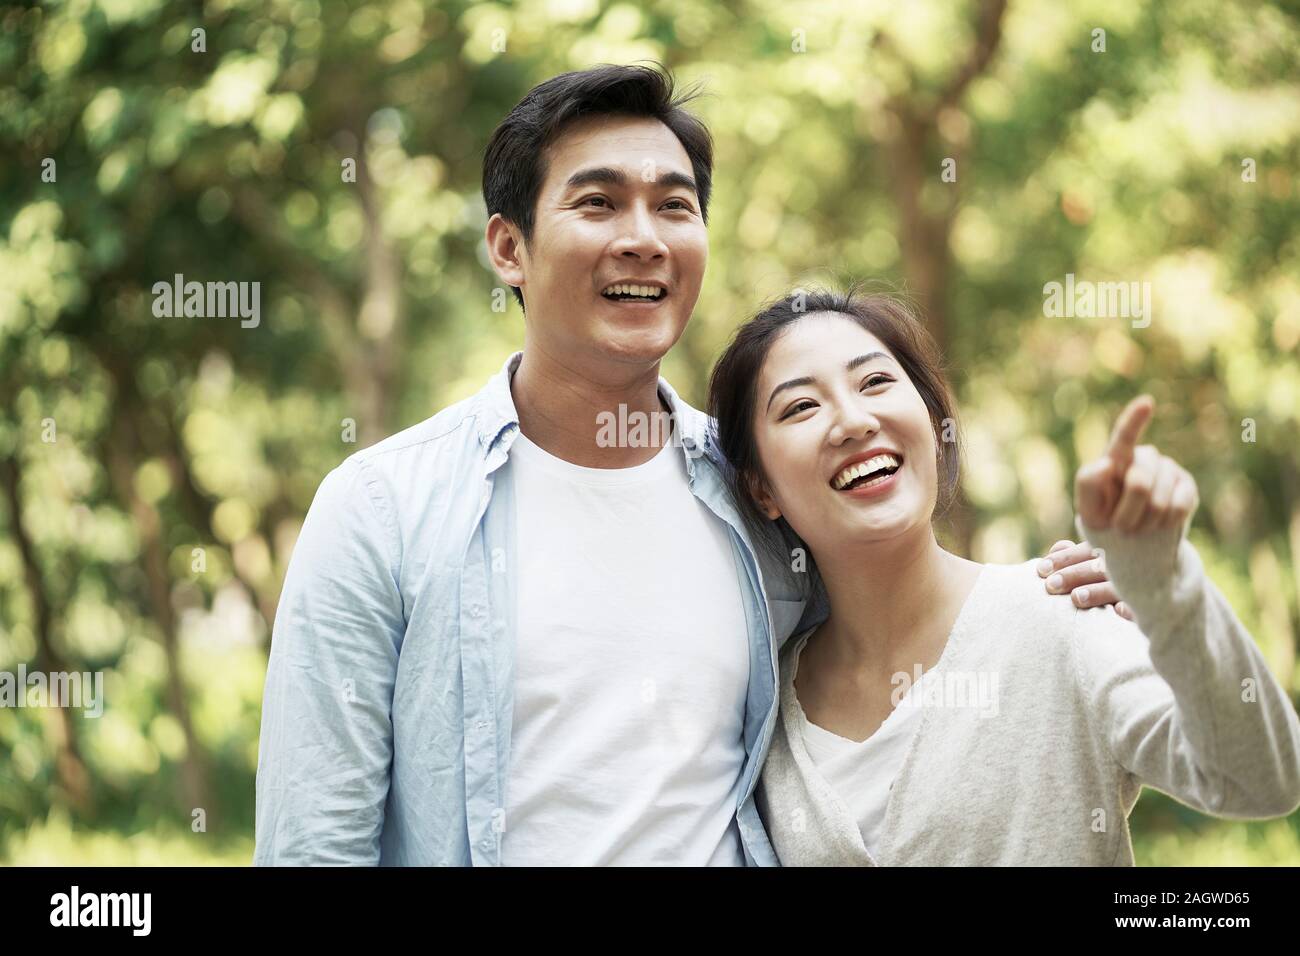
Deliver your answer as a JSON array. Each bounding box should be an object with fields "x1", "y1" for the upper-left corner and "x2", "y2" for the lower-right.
[{"x1": 510, "y1": 341, "x2": 673, "y2": 468}]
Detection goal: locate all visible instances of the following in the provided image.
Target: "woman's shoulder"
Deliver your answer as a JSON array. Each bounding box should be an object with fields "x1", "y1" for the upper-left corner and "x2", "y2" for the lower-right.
[
  {"x1": 973, "y1": 558, "x2": 1156, "y2": 676},
  {"x1": 953, "y1": 559, "x2": 1091, "y2": 655},
  {"x1": 779, "y1": 560, "x2": 1099, "y2": 675},
  {"x1": 975, "y1": 558, "x2": 1078, "y2": 610}
]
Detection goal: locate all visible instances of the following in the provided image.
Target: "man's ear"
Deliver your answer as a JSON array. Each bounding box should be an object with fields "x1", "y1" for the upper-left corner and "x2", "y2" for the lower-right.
[
  {"x1": 485, "y1": 213, "x2": 526, "y2": 289},
  {"x1": 747, "y1": 473, "x2": 781, "y2": 521}
]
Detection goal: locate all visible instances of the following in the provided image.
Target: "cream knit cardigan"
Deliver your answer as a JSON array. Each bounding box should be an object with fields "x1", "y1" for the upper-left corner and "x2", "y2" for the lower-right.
[{"x1": 756, "y1": 516, "x2": 1300, "y2": 865}]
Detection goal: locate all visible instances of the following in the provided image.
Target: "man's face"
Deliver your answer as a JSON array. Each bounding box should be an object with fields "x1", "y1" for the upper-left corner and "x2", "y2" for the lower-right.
[{"x1": 488, "y1": 115, "x2": 708, "y2": 371}]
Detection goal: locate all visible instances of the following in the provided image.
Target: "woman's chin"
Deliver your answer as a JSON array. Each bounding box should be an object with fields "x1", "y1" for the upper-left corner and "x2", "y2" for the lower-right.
[
  {"x1": 792, "y1": 509, "x2": 919, "y2": 553},
  {"x1": 840, "y1": 501, "x2": 924, "y2": 541}
]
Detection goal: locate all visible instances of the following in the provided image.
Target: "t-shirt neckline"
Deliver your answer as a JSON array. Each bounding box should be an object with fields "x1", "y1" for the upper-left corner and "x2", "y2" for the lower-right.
[{"x1": 508, "y1": 390, "x2": 683, "y2": 486}]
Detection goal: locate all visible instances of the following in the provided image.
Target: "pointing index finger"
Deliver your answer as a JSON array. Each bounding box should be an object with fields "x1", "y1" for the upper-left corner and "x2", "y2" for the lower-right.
[{"x1": 1106, "y1": 394, "x2": 1154, "y2": 471}]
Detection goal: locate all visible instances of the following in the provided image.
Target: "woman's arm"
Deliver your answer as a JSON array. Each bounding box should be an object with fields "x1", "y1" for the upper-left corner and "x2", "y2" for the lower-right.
[
  {"x1": 1072, "y1": 516, "x2": 1300, "y2": 817},
  {"x1": 1069, "y1": 395, "x2": 1300, "y2": 817}
]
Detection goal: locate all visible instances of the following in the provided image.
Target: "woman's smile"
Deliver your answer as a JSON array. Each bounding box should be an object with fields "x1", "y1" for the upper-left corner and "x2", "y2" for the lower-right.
[
  {"x1": 830, "y1": 451, "x2": 905, "y2": 496},
  {"x1": 834, "y1": 459, "x2": 904, "y2": 499}
]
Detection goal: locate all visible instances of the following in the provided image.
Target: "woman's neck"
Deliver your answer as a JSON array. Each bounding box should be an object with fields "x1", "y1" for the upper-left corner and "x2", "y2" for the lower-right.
[{"x1": 810, "y1": 525, "x2": 982, "y2": 673}]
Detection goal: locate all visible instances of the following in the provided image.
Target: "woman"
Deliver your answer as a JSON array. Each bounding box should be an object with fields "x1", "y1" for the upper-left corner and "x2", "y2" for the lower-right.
[{"x1": 707, "y1": 286, "x2": 1300, "y2": 865}]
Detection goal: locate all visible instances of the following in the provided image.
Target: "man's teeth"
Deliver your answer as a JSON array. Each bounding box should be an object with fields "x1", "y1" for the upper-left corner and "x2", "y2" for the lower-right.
[
  {"x1": 602, "y1": 283, "x2": 664, "y2": 299},
  {"x1": 833, "y1": 454, "x2": 901, "y2": 490}
]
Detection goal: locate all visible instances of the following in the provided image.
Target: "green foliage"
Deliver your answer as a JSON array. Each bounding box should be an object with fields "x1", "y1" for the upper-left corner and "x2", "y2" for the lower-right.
[{"x1": 2, "y1": 0, "x2": 1298, "y2": 864}]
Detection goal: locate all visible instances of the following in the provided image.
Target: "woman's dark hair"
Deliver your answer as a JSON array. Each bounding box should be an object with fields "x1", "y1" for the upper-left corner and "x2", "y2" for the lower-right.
[
  {"x1": 707, "y1": 283, "x2": 963, "y2": 584},
  {"x1": 482, "y1": 62, "x2": 714, "y2": 310}
]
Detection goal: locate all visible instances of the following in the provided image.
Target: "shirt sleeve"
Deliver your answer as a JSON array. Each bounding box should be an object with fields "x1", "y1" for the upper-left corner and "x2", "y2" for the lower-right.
[
  {"x1": 253, "y1": 457, "x2": 406, "y2": 865},
  {"x1": 1071, "y1": 513, "x2": 1300, "y2": 818}
]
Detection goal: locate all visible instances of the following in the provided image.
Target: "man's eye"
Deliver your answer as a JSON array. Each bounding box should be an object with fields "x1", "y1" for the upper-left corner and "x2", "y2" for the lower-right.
[
  {"x1": 664, "y1": 199, "x2": 692, "y2": 211},
  {"x1": 583, "y1": 196, "x2": 610, "y2": 207}
]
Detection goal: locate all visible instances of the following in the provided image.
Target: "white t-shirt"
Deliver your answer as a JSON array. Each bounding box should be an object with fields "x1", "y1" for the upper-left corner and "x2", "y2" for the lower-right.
[
  {"x1": 797, "y1": 670, "x2": 931, "y2": 858},
  {"x1": 500, "y1": 420, "x2": 752, "y2": 866}
]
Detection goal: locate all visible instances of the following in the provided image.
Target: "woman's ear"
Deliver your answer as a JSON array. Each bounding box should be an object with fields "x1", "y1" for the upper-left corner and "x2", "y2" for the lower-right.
[{"x1": 747, "y1": 473, "x2": 782, "y2": 521}]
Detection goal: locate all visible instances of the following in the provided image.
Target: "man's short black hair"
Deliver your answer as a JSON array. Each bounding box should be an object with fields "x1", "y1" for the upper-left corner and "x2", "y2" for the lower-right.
[{"x1": 482, "y1": 62, "x2": 714, "y2": 310}]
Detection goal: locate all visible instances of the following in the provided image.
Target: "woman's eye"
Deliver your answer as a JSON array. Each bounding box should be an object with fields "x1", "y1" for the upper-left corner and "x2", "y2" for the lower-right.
[{"x1": 781, "y1": 376, "x2": 891, "y2": 420}]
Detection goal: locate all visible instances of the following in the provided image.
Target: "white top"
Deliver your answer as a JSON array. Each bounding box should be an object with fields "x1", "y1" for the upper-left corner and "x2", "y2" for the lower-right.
[
  {"x1": 500, "y1": 418, "x2": 752, "y2": 866},
  {"x1": 796, "y1": 666, "x2": 932, "y2": 858},
  {"x1": 757, "y1": 516, "x2": 1300, "y2": 866}
]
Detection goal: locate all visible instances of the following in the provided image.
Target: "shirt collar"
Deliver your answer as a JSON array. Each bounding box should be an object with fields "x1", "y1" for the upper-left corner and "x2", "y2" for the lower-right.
[{"x1": 475, "y1": 350, "x2": 714, "y2": 470}]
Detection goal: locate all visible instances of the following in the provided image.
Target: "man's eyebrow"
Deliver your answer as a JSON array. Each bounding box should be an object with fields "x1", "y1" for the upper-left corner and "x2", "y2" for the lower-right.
[
  {"x1": 655, "y1": 169, "x2": 698, "y2": 194},
  {"x1": 563, "y1": 166, "x2": 698, "y2": 194},
  {"x1": 564, "y1": 166, "x2": 626, "y2": 191},
  {"x1": 765, "y1": 351, "x2": 892, "y2": 412}
]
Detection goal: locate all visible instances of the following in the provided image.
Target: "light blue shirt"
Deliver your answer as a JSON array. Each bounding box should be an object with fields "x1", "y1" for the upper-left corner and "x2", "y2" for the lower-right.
[{"x1": 254, "y1": 351, "x2": 816, "y2": 865}]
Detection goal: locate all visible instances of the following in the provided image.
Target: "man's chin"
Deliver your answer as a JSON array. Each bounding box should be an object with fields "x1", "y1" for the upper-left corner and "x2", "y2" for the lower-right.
[{"x1": 593, "y1": 316, "x2": 687, "y2": 364}]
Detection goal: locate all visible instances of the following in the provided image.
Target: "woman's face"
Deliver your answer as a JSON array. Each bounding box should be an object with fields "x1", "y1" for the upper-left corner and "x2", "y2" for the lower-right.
[{"x1": 750, "y1": 312, "x2": 941, "y2": 553}]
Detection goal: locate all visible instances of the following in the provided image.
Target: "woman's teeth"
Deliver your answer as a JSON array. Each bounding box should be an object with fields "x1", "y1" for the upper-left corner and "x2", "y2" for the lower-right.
[
  {"x1": 833, "y1": 454, "x2": 902, "y2": 490},
  {"x1": 602, "y1": 283, "x2": 664, "y2": 300}
]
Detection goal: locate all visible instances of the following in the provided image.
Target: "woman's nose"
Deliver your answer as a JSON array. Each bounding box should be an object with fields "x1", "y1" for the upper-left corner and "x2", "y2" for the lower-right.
[{"x1": 828, "y1": 398, "x2": 880, "y2": 445}]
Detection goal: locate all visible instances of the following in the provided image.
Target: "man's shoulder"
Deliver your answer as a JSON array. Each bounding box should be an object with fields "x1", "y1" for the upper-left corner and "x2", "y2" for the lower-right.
[
  {"x1": 346, "y1": 391, "x2": 486, "y2": 474},
  {"x1": 303, "y1": 391, "x2": 492, "y2": 526}
]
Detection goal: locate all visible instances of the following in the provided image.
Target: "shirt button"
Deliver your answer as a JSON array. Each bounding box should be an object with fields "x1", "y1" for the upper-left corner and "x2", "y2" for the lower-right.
[
  {"x1": 480, "y1": 839, "x2": 492, "y2": 850},
  {"x1": 475, "y1": 720, "x2": 489, "y2": 731},
  {"x1": 469, "y1": 605, "x2": 484, "y2": 619}
]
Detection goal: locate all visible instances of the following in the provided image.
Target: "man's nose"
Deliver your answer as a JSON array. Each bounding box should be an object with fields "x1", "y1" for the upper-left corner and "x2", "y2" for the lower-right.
[{"x1": 613, "y1": 203, "x2": 668, "y2": 259}]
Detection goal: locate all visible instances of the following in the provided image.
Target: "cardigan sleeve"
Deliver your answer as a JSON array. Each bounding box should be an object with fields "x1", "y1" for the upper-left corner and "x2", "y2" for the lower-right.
[{"x1": 1069, "y1": 514, "x2": 1300, "y2": 818}]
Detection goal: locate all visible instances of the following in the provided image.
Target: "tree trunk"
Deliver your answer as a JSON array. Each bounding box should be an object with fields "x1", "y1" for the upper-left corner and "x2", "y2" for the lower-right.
[
  {"x1": 103, "y1": 403, "x2": 214, "y2": 821},
  {"x1": 0, "y1": 454, "x2": 93, "y2": 813}
]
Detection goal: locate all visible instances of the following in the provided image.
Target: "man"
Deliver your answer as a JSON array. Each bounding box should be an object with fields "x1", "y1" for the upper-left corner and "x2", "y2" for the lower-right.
[{"x1": 253, "y1": 63, "x2": 1119, "y2": 866}]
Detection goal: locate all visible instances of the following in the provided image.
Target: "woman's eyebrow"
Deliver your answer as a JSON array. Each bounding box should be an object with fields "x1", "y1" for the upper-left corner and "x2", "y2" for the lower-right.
[{"x1": 765, "y1": 351, "x2": 891, "y2": 412}]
